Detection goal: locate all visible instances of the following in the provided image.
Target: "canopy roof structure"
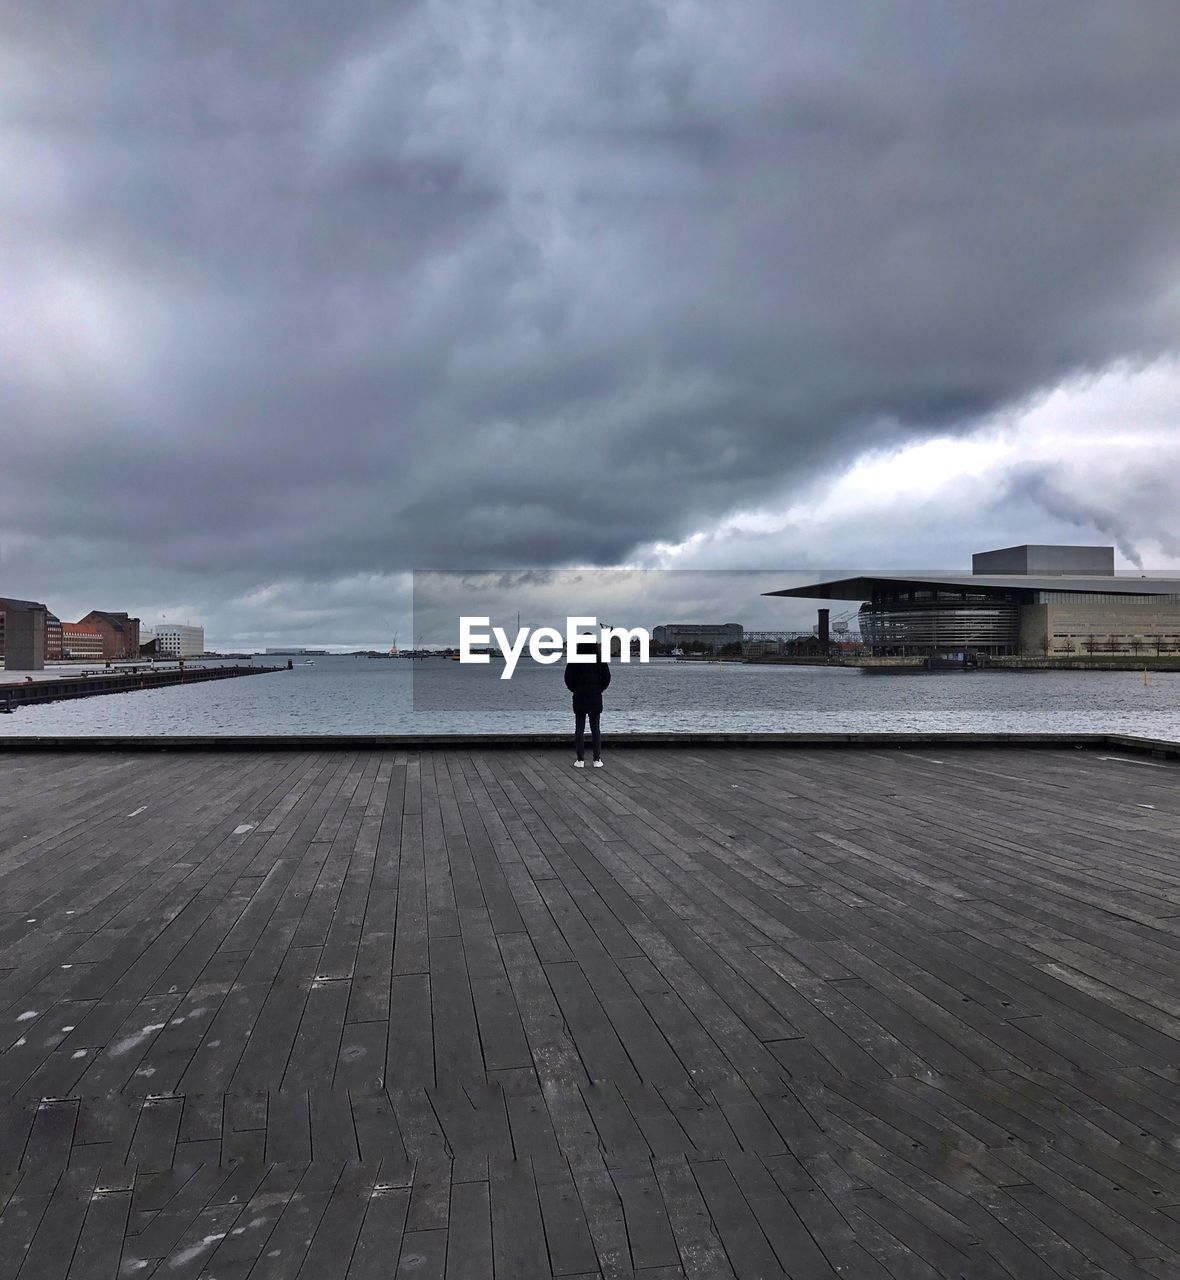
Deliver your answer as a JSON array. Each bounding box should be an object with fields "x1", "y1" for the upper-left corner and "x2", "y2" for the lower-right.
[{"x1": 765, "y1": 573, "x2": 1180, "y2": 602}]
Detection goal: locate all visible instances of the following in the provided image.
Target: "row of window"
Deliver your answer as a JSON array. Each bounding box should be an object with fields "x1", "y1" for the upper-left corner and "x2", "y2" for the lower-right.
[{"x1": 1038, "y1": 592, "x2": 1180, "y2": 604}]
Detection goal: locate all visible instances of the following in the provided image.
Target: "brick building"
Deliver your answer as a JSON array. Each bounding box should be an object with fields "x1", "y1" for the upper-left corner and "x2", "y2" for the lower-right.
[
  {"x1": 78, "y1": 610, "x2": 141, "y2": 660},
  {"x1": 62, "y1": 623, "x2": 105, "y2": 661}
]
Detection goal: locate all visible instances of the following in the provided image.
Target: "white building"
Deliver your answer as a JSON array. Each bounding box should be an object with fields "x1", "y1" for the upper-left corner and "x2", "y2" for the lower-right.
[{"x1": 156, "y1": 624, "x2": 205, "y2": 657}]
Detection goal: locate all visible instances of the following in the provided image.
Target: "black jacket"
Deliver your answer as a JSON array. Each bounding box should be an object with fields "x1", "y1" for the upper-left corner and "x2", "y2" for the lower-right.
[{"x1": 564, "y1": 656, "x2": 611, "y2": 710}]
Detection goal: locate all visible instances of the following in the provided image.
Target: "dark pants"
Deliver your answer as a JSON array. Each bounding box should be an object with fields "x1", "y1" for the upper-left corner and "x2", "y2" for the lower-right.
[{"x1": 574, "y1": 708, "x2": 601, "y2": 761}]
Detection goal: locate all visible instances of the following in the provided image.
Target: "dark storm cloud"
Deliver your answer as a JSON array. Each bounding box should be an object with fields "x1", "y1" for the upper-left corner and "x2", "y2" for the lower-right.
[{"x1": 3, "y1": 0, "x2": 1180, "y2": 617}]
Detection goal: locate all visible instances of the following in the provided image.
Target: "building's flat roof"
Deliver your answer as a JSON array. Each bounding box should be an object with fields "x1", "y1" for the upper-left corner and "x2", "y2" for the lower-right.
[{"x1": 766, "y1": 571, "x2": 1180, "y2": 600}]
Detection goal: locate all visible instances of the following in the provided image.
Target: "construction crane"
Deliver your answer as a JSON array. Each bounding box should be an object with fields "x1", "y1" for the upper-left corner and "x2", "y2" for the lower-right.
[{"x1": 829, "y1": 608, "x2": 861, "y2": 636}]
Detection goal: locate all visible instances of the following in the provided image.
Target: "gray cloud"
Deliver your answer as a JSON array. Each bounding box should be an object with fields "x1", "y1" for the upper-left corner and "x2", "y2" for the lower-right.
[
  {"x1": 997, "y1": 463, "x2": 1180, "y2": 568},
  {"x1": 3, "y1": 1, "x2": 1180, "y2": 643}
]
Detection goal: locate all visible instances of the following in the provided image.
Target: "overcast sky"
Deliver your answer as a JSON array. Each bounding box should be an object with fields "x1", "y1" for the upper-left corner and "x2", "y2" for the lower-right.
[{"x1": 3, "y1": 2, "x2": 1179, "y2": 648}]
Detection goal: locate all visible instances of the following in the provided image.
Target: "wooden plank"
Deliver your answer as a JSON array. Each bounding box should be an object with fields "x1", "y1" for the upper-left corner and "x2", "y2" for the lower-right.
[
  {"x1": 395, "y1": 1228, "x2": 447, "y2": 1278},
  {"x1": 444, "y1": 1178, "x2": 492, "y2": 1280},
  {"x1": 127, "y1": 1094, "x2": 182, "y2": 1172},
  {"x1": 387, "y1": 974, "x2": 434, "y2": 1087},
  {"x1": 652, "y1": 1155, "x2": 736, "y2": 1280},
  {"x1": 347, "y1": 1184, "x2": 410, "y2": 1280},
  {"x1": 310, "y1": 1089, "x2": 361, "y2": 1166},
  {"x1": 66, "y1": 1183, "x2": 132, "y2": 1279},
  {"x1": 288, "y1": 1162, "x2": 378, "y2": 1280},
  {"x1": 13, "y1": 1167, "x2": 97, "y2": 1280},
  {"x1": 489, "y1": 1155, "x2": 550, "y2": 1280},
  {"x1": 534, "y1": 1153, "x2": 599, "y2": 1277},
  {"x1": 266, "y1": 1090, "x2": 311, "y2": 1166},
  {"x1": 611, "y1": 1161, "x2": 679, "y2": 1271},
  {"x1": 429, "y1": 939, "x2": 483, "y2": 1086},
  {"x1": 568, "y1": 1151, "x2": 633, "y2": 1279}
]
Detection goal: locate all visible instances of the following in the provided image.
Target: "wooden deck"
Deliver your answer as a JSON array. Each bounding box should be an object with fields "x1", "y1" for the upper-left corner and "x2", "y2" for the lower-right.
[{"x1": 2, "y1": 745, "x2": 1179, "y2": 1278}]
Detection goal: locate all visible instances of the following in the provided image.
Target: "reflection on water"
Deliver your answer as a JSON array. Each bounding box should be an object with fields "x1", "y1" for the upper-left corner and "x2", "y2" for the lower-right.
[{"x1": 2, "y1": 655, "x2": 1178, "y2": 736}]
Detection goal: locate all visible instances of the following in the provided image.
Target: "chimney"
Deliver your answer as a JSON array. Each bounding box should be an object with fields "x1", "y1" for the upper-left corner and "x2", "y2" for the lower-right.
[
  {"x1": 813, "y1": 606, "x2": 834, "y2": 650},
  {"x1": 818, "y1": 608, "x2": 830, "y2": 650}
]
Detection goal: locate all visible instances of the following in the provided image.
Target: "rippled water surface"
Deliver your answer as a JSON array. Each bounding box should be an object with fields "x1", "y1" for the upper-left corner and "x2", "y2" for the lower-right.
[{"x1": 2, "y1": 656, "x2": 1178, "y2": 737}]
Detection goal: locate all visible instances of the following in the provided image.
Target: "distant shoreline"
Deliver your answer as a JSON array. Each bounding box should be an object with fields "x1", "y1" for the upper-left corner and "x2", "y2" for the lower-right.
[{"x1": 747, "y1": 654, "x2": 1180, "y2": 672}]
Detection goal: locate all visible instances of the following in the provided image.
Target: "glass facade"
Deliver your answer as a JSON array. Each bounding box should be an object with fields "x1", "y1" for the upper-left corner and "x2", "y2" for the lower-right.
[{"x1": 859, "y1": 587, "x2": 1021, "y2": 656}]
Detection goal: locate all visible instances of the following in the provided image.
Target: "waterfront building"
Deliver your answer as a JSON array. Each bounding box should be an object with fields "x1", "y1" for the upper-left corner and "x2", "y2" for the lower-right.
[
  {"x1": 155, "y1": 623, "x2": 205, "y2": 657},
  {"x1": 0, "y1": 597, "x2": 49, "y2": 670},
  {"x1": 79, "y1": 609, "x2": 141, "y2": 660},
  {"x1": 46, "y1": 613, "x2": 62, "y2": 661},
  {"x1": 651, "y1": 622, "x2": 743, "y2": 653},
  {"x1": 61, "y1": 623, "x2": 105, "y2": 661},
  {"x1": 768, "y1": 544, "x2": 1180, "y2": 659}
]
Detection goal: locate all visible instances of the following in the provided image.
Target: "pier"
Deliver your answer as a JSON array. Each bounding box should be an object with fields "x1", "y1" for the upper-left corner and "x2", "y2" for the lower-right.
[
  {"x1": 2, "y1": 741, "x2": 1179, "y2": 1277},
  {"x1": 0, "y1": 663, "x2": 286, "y2": 713}
]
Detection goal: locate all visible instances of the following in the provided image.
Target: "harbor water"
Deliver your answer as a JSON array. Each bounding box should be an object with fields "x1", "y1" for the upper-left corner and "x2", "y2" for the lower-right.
[{"x1": 1, "y1": 655, "x2": 1178, "y2": 737}]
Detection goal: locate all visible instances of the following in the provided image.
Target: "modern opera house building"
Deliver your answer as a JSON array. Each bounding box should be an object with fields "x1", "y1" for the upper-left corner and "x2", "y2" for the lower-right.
[{"x1": 767, "y1": 544, "x2": 1180, "y2": 660}]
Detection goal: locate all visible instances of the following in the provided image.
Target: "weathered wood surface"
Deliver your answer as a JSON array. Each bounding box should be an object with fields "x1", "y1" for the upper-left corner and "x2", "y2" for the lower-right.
[{"x1": 1, "y1": 745, "x2": 1179, "y2": 1278}]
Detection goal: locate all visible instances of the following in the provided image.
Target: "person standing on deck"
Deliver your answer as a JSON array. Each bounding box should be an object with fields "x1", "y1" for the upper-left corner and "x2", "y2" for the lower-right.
[{"x1": 564, "y1": 637, "x2": 611, "y2": 768}]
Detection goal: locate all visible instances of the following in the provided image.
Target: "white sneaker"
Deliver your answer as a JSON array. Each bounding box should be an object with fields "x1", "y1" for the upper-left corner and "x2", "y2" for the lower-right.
[
  {"x1": 593, "y1": 759, "x2": 604, "y2": 768},
  {"x1": 573, "y1": 760, "x2": 585, "y2": 768}
]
